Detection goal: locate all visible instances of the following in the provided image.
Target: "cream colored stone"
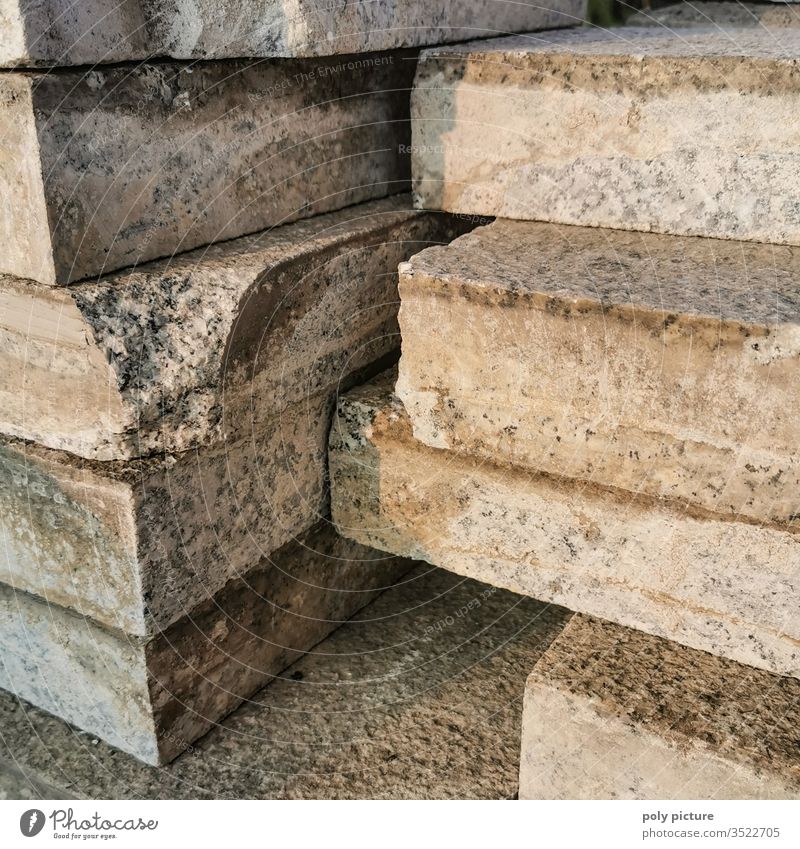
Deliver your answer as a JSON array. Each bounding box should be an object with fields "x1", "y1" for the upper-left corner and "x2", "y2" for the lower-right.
[
  {"x1": 0, "y1": 56, "x2": 412, "y2": 284},
  {"x1": 397, "y1": 219, "x2": 800, "y2": 524},
  {"x1": 0, "y1": 0, "x2": 586, "y2": 66},
  {"x1": 520, "y1": 615, "x2": 800, "y2": 800},
  {"x1": 329, "y1": 376, "x2": 800, "y2": 678},
  {"x1": 412, "y1": 26, "x2": 800, "y2": 245},
  {"x1": 0, "y1": 523, "x2": 411, "y2": 765},
  {"x1": 0, "y1": 197, "x2": 461, "y2": 459}
]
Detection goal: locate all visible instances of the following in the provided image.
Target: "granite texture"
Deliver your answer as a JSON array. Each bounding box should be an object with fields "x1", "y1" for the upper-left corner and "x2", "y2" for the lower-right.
[
  {"x1": 0, "y1": 522, "x2": 412, "y2": 765},
  {"x1": 521, "y1": 615, "x2": 800, "y2": 799},
  {"x1": 0, "y1": 197, "x2": 465, "y2": 459},
  {"x1": 628, "y1": 2, "x2": 800, "y2": 28},
  {"x1": 1, "y1": 390, "x2": 346, "y2": 635},
  {"x1": 411, "y1": 26, "x2": 800, "y2": 245},
  {"x1": 397, "y1": 218, "x2": 800, "y2": 524},
  {"x1": 0, "y1": 565, "x2": 571, "y2": 797},
  {"x1": 0, "y1": 54, "x2": 413, "y2": 285},
  {"x1": 329, "y1": 375, "x2": 800, "y2": 679},
  {"x1": 0, "y1": 0, "x2": 586, "y2": 66}
]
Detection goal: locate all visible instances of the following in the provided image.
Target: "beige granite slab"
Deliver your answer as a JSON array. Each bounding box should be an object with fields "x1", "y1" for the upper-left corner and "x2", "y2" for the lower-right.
[
  {"x1": 0, "y1": 521, "x2": 412, "y2": 765},
  {"x1": 397, "y1": 219, "x2": 800, "y2": 525},
  {"x1": 0, "y1": 0, "x2": 586, "y2": 67},
  {"x1": 0, "y1": 564, "x2": 571, "y2": 796},
  {"x1": 411, "y1": 26, "x2": 800, "y2": 245},
  {"x1": 0, "y1": 55, "x2": 413, "y2": 285},
  {"x1": 628, "y1": 2, "x2": 800, "y2": 28},
  {"x1": 521, "y1": 615, "x2": 800, "y2": 799},
  {"x1": 329, "y1": 375, "x2": 800, "y2": 678},
  {"x1": 0, "y1": 197, "x2": 464, "y2": 459}
]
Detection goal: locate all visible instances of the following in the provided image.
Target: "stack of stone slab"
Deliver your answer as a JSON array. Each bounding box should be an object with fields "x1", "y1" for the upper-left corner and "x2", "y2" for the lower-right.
[
  {"x1": 329, "y1": 22, "x2": 800, "y2": 798},
  {"x1": 0, "y1": 1, "x2": 587, "y2": 766}
]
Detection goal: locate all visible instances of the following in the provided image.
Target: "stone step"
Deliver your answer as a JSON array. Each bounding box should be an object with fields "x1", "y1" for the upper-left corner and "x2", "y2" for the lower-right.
[
  {"x1": 0, "y1": 521, "x2": 411, "y2": 765},
  {"x1": 0, "y1": 0, "x2": 586, "y2": 67},
  {"x1": 0, "y1": 565, "x2": 571, "y2": 793},
  {"x1": 0, "y1": 197, "x2": 462, "y2": 460},
  {"x1": 521, "y1": 614, "x2": 800, "y2": 799},
  {"x1": 1, "y1": 54, "x2": 413, "y2": 285},
  {"x1": 0, "y1": 200, "x2": 464, "y2": 635},
  {"x1": 396, "y1": 219, "x2": 800, "y2": 525},
  {"x1": 627, "y1": 2, "x2": 800, "y2": 28},
  {"x1": 411, "y1": 26, "x2": 800, "y2": 245},
  {"x1": 329, "y1": 375, "x2": 800, "y2": 678}
]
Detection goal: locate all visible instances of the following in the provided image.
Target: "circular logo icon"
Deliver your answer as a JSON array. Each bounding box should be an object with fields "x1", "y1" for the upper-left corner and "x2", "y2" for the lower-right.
[{"x1": 19, "y1": 810, "x2": 46, "y2": 837}]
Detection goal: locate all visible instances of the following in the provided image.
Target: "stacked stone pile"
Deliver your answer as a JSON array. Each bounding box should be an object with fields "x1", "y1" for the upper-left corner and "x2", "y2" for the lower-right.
[
  {"x1": 330, "y1": 11, "x2": 800, "y2": 798},
  {"x1": 0, "y1": 0, "x2": 586, "y2": 765}
]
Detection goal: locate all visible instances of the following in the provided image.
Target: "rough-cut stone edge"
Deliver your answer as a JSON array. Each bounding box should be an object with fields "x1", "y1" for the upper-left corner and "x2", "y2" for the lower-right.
[
  {"x1": 329, "y1": 375, "x2": 800, "y2": 679},
  {"x1": 0, "y1": 0, "x2": 587, "y2": 67},
  {"x1": 520, "y1": 615, "x2": 800, "y2": 799}
]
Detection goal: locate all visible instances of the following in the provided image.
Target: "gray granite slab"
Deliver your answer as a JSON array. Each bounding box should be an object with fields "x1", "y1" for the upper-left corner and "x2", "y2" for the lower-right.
[
  {"x1": 396, "y1": 218, "x2": 800, "y2": 524},
  {"x1": 0, "y1": 0, "x2": 586, "y2": 67},
  {"x1": 0, "y1": 521, "x2": 412, "y2": 765},
  {"x1": 0, "y1": 565, "x2": 571, "y2": 795},
  {"x1": 412, "y1": 26, "x2": 800, "y2": 245},
  {"x1": 0, "y1": 197, "x2": 464, "y2": 459},
  {"x1": 0, "y1": 54, "x2": 413, "y2": 285},
  {"x1": 628, "y1": 2, "x2": 800, "y2": 28},
  {"x1": 521, "y1": 615, "x2": 800, "y2": 799},
  {"x1": 329, "y1": 374, "x2": 800, "y2": 679}
]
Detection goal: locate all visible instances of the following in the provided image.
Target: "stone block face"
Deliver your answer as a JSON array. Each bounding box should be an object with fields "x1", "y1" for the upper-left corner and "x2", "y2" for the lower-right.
[
  {"x1": 0, "y1": 521, "x2": 412, "y2": 765},
  {"x1": 397, "y1": 219, "x2": 800, "y2": 524},
  {"x1": 329, "y1": 376, "x2": 800, "y2": 678},
  {"x1": 411, "y1": 27, "x2": 800, "y2": 245},
  {"x1": 520, "y1": 615, "x2": 800, "y2": 799},
  {"x1": 0, "y1": 197, "x2": 463, "y2": 459},
  {"x1": 0, "y1": 55, "x2": 413, "y2": 285},
  {"x1": 0, "y1": 565, "x2": 571, "y2": 795},
  {"x1": 0, "y1": 0, "x2": 586, "y2": 67},
  {"x1": 628, "y1": 2, "x2": 800, "y2": 28}
]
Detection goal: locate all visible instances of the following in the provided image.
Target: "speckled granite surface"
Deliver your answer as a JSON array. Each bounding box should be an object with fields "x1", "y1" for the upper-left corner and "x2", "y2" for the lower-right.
[
  {"x1": 0, "y1": 566, "x2": 571, "y2": 798},
  {"x1": 0, "y1": 0, "x2": 585, "y2": 66},
  {"x1": 0, "y1": 198, "x2": 463, "y2": 459},
  {"x1": 521, "y1": 615, "x2": 800, "y2": 799},
  {"x1": 628, "y1": 2, "x2": 800, "y2": 28},
  {"x1": 0, "y1": 522, "x2": 411, "y2": 765},
  {"x1": 412, "y1": 26, "x2": 800, "y2": 245},
  {"x1": 0, "y1": 55, "x2": 413, "y2": 285},
  {"x1": 329, "y1": 375, "x2": 800, "y2": 679},
  {"x1": 396, "y1": 218, "x2": 800, "y2": 524}
]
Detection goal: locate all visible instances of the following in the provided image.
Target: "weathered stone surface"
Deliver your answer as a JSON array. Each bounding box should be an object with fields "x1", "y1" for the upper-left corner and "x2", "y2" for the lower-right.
[
  {"x1": 0, "y1": 55, "x2": 413, "y2": 285},
  {"x1": 521, "y1": 615, "x2": 800, "y2": 799},
  {"x1": 0, "y1": 0, "x2": 586, "y2": 67},
  {"x1": 411, "y1": 27, "x2": 800, "y2": 245},
  {"x1": 397, "y1": 219, "x2": 800, "y2": 524},
  {"x1": 2, "y1": 391, "x2": 340, "y2": 635},
  {"x1": 0, "y1": 565, "x2": 571, "y2": 796},
  {"x1": 0, "y1": 197, "x2": 463, "y2": 459},
  {"x1": 628, "y1": 2, "x2": 800, "y2": 28},
  {"x1": 329, "y1": 376, "x2": 800, "y2": 678},
  {"x1": 0, "y1": 522, "x2": 412, "y2": 765}
]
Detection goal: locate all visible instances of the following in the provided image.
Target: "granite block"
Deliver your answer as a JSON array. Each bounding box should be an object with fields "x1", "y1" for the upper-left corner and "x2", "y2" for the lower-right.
[
  {"x1": 0, "y1": 521, "x2": 412, "y2": 765},
  {"x1": 0, "y1": 0, "x2": 586, "y2": 67},
  {"x1": 0, "y1": 54, "x2": 412, "y2": 285},
  {"x1": 411, "y1": 26, "x2": 800, "y2": 245},
  {"x1": 521, "y1": 615, "x2": 800, "y2": 799},
  {"x1": 0, "y1": 198, "x2": 463, "y2": 459},
  {"x1": 397, "y1": 218, "x2": 800, "y2": 524},
  {"x1": 628, "y1": 2, "x2": 800, "y2": 28},
  {"x1": 329, "y1": 375, "x2": 800, "y2": 678},
  {"x1": 0, "y1": 565, "x2": 571, "y2": 796}
]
